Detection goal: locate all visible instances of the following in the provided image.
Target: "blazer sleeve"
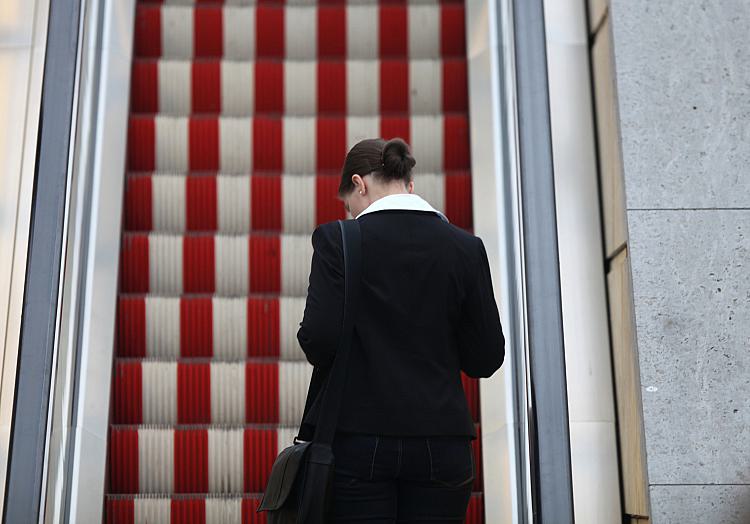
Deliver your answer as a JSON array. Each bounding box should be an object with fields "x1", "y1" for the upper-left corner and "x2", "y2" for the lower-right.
[
  {"x1": 457, "y1": 236, "x2": 506, "y2": 378},
  {"x1": 296, "y1": 223, "x2": 344, "y2": 369}
]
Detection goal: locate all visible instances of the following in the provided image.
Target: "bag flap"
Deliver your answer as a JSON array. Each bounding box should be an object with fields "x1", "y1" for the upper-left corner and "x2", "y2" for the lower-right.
[{"x1": 256, "y1": 441, "x2": 312, "y2": 511}]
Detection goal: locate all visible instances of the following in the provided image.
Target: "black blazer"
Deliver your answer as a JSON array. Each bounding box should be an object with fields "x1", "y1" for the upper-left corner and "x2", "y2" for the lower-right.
[{"x1": 296, "y1": 209, "x2": 505, "y2": 440}]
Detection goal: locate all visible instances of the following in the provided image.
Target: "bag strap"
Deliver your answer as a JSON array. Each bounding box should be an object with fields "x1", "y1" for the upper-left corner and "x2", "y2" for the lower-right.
[{"x1": 312, "y1": 218, "x2": 362, "y2": 445}]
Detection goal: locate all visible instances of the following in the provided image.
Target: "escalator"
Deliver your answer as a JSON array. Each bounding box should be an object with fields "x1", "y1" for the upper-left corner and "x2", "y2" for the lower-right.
[{"x1": 105, "y1": 0, "x2": 485, "y2": 521}]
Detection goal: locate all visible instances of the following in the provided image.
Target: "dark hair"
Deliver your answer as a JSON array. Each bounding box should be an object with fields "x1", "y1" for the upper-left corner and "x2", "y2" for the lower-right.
[{"x1": 338, "y1": 137, "x2": 417, "y2": 197}]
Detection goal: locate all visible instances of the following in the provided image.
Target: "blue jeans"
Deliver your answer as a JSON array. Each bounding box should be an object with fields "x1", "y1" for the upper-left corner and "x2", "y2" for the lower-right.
[{"x1": 329, "y1": 431, "x2": 475, "y2": 523}]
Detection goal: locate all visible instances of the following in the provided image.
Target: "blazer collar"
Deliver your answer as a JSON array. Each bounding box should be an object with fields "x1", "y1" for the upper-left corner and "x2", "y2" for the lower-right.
[{"x1": 355, "y1": 193, "x2": 450, "y2": 223}]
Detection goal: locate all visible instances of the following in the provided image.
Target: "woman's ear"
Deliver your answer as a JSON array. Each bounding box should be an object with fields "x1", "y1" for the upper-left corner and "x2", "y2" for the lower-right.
[{"x1": 352, "y1": 174, "x2": 365, "y2": 194}]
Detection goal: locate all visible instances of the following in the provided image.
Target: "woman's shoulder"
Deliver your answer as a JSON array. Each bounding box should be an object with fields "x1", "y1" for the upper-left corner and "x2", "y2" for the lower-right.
[
  {"x1": 435, "y1": 220, "x2": 482, "y2": 255},
  {"x1": 314, "y1": 219, "x2": 346, "y2": 236},
  {"x1": 310, "y1": 220, "x2": 344, "y2": 254}
]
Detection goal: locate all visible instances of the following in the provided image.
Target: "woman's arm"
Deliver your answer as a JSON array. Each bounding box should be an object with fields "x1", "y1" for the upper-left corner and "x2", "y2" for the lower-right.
[
  {"x1": 296, "y1": 222, "x2": 344, "y2": 368},
  {"x1": 457, "y1": 236, "x2": 506, "y2": 378}
]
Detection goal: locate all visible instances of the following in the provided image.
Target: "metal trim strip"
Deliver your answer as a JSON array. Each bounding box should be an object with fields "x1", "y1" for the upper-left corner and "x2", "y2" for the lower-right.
[
  {"x1": 3, "y1": 0, "x2": 83, "y2": 520},
  {"x1": 0, "y1": 0, "x2": 52, "y2": 518},
  {"x1": 511, "y1": 0, "x2": 575, "y2": 521},
  {"x1": 62, "y1": 1, "x2": 137, "y2": 521},
  {"x1": 465, "y1": 0, "x2": 533, "y2": 521}
]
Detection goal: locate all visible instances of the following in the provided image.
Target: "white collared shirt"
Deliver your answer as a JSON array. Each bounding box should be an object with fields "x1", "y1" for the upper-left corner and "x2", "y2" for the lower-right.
[{"x1": 355, "y1": 193, "x2": 450, "y2": 223}]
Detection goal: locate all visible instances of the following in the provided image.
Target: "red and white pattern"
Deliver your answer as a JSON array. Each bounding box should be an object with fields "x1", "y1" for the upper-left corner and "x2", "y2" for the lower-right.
[
  {"x1": 117, "y1": 296, "x2": 307, "y2": 360},
  {"x1": 112, "y1": 360, "x2": 479, "y2": 425},
  {"x1": 119, "y1": 232, "x2": 318, "y2": 295},
  {"x1": 108, "y1": 423, "x2": 483, "y2": 497},
  {"x1": 133, "y1": 4, "x2": 466, "y2": 61},
  {"x1": 112, "y1": 361, "x2": 312, "y2": 425},
  {"x1": 123, "y1": 173, "x2": 469, "y2": 234},
  {"x1": 109, "y1": 0, "x2": 483, "y2": 521},
  {"x1": 126, "y1": 115, "x2": 470, "y2": 174},
  {"x1": 108, "y1": 426, "x2": 292, "y2": 494},
  {"x1": 105, "y1": 493, "x2": 485, "y2": 524},
  {"x1": 105, "y1": 496, "x2": 263, "y2": 524},
  {"x1": 130, "y1": 58, "x2": 468, "y2": 116}
]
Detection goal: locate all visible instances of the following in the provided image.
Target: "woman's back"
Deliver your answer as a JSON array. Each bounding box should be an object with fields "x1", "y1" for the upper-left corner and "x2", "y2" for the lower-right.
[
  {"x1": 297, "y1": 207, "x2": 505, "y2": 440},
  {"x1": 293, "y1": 136, "x2": 504, "y2": 521}
]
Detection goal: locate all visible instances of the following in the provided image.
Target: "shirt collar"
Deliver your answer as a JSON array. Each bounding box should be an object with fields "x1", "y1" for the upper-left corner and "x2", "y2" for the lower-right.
[{"x1": 355, "y1": 193, "x2": 450, "y2": 223}]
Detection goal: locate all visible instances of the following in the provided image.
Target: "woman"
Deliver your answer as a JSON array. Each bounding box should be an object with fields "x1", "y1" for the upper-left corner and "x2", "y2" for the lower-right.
[{"x1": 296, "y1": 137, "x2": 505, "y2": 522}]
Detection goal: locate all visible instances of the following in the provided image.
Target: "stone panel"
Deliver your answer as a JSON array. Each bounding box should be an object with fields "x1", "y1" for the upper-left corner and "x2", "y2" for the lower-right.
[
  {"x1": 627, "y1": 209, "x2": 750, "y2": 484},
  {"x1": 610, "y1": 0, "x2": 750, "y2": 209},
  {"x1": 650, "y1": 485, "x2": 750, "y2": 524}
]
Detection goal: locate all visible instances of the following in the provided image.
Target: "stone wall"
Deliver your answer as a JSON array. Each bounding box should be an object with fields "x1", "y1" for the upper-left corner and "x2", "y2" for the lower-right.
[{"x1": 591, "y1": 0, "x2": 750, "y2": 522}]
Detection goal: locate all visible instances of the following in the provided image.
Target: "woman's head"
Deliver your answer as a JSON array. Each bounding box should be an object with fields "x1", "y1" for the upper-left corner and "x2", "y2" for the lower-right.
[{"x1": 338, "y1": 137, "x2": 417, "y2": 217}]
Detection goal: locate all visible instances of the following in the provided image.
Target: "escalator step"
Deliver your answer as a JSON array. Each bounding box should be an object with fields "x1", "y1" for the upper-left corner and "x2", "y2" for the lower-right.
[
  {"x1": 105, "y1": 493, "x2": 485, "y2": 524},
  {"x1": 111, "y1": 360, "x2": 479, "y2": 425},
  {"x1": 109, "y1": 425, "x2": 483, "y2": 495},
  {"x1": 130, "y1": 58, "x2": 468, "y2": 116},
  {"x1": 126, "y1": 115, "x2": 470, "y2": 174},
  {"x1": 123, "y1": 173, "x2": 470, "y2": 234},
  {"x1": 133, "y1": 4, "x2": 466, "y2": 60}
]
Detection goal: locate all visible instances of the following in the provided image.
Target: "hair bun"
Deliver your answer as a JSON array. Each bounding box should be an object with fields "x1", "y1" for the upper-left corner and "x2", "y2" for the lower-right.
[{"x1": 381, "y1": 137, "x2": 416, "y2": 180}]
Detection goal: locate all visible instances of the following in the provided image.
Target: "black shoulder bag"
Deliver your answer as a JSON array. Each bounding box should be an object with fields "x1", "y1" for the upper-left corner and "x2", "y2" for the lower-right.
[{"x1": 256, "y1": 218, "x2": 362, "y2": 523}]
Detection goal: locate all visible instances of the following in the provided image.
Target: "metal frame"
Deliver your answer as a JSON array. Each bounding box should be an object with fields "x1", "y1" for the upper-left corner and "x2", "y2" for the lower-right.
[
  {"x1": 53, "y1": 0, "x2": 136, "y2": 521},
  {"x1": 466, "y1": 0, "x2": 532, "y2": 521},
  {"x1": 0, "y1": 0, "x2": 51, "y2": 518},
  {"x1": 468, "y1": 0, "x2": 580, "y2": 520},
  {"x1": 3, "y1": 0, "x2": 83, "y2": 520},
  {"x1": 39, "y1": 0, "x2": 135, "y2": 521},
  {"x1": 512, "y1": 0, "x2": 575, "y2": 521},
  {"x1": 0, "y1": 0, "x2": 136, "y2": 520}
]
